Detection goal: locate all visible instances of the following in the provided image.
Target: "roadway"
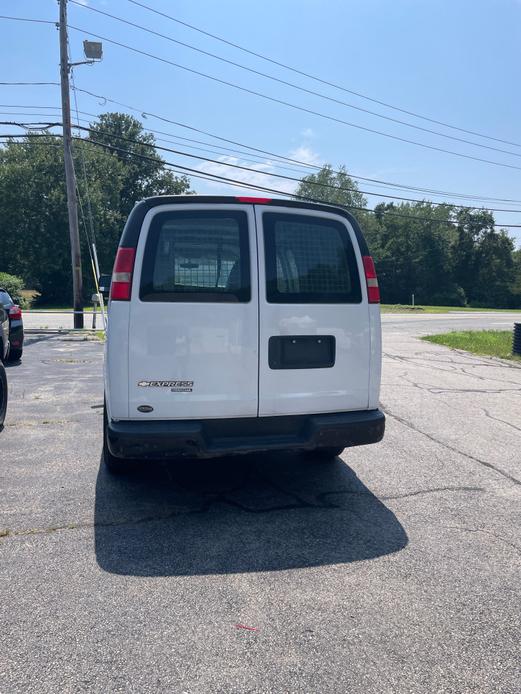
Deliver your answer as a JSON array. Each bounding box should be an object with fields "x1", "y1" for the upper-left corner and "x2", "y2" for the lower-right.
[{"x1": 1, "y1": 312, "x2": 520, "y2": 692}]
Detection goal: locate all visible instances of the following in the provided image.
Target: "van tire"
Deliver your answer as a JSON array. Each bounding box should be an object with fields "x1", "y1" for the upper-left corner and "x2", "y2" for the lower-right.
[
  {"x1": 307, "y1": 446, "x2": 344, "y2": 461},
  {"x1": 103, "y1": 403, "x2": 127, "y2": 475}
]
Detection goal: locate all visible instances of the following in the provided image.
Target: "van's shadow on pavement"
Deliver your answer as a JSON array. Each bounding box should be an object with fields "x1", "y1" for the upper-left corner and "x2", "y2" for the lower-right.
[{"x1": 94, "y1": 453, "x2": 407, "y2": 576}]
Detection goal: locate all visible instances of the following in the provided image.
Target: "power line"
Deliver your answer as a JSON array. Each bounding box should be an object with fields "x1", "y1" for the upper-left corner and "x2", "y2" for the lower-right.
[
  {"x1": 0, "y1": 140, "x2": 62, "y2": 147},
  {"x1": 0, "y1": 104, "x2": 61, "y2": 109},
  {"x1": 5, "y1": 97, "x2": 521, "y2": 207},
  {"x1": 0, "y1": 15, "x2": 55, "y2": 25},
  {"x1": 2, "y1": 126, "x2": 520, "y2": 227},
  {"x1": 63, "y1": 89, "x2": 331, "y2": 168},
  {"x1": 18, "y1": 121, "x2": 514, "y2": 216},
  {"x1": 0, "y1": 108, "x2": 315, "y2": 176},
  {"x1": 71, "y1": 123, "x2": 521, "y2": 214},
  {"x1": 2, "y1": 11, "x2": 519, "y2": 180},
  {"x1": 0, "y1": 121, "x2": 61, "y2": 131},
  {"x1": 0, "y1": 112, "x2": 64, "y2": 119},
  {"x1": 69, "y1": 86, "x2": 521, "y2": 205},
  {"x1": 0, "y1": 82, "x2": 60, "y2": 86},
  {"x1": 67, "y1": 100, "x2": 521, "y2": 203},
  {"x1": 66, "y1": 103, "x2": 521, "y2": 202},
  {"x1": 70, "y1": 0, "x2": 521, "y2": 161},
  {"x1": 75, "y1": 136, "x2": 521, "y2": 229},
  {"x1": 67, "y1": 24, "x2": 521, "y2": 173},
  {"x1": 8, "y1": 121, "x2": 521, "y2": 212},
  {"x1": 32, "y1": 110, "x2": 521, "y2": 203},
  {"x1": 125, "y1": 0, "x2": 521, "y2": 150}
]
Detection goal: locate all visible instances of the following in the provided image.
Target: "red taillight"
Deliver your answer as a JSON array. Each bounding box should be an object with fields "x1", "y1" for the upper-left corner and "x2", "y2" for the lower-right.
[
  {"x1": 235, "y1": 196, "x2": 272, "y2": 204},
  {"x1": 9, "y1": 305, "x2": 22, "y2": 320},
  {"x1": 362, "y1": 255, "x2": 380, "y2": 304},
  {"x1": 110, "y1": 247, "x2": 136, "y2": 301}
]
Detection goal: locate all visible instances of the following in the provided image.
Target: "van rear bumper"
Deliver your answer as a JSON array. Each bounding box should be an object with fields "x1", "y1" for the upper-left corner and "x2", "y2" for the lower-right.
[{"x1": 107, "y1": 409, "x2": 385, "y2": 460}]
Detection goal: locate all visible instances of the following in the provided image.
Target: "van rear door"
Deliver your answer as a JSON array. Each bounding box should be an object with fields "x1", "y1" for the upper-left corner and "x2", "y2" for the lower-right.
[
  {"x1": 256, "y1": 206, "x2": 371, "y2": 416},
  {"x1": 128, "y1": 204, "x2": 258, "y2": 420}
]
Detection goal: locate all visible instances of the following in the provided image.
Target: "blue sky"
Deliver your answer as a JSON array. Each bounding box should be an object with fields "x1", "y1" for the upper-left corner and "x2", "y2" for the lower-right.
[{"x1": 2, "y1": 0, "x2": 521, "y2": 244}]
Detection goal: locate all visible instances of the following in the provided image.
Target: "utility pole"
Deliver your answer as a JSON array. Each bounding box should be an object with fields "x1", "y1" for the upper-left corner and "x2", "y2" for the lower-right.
[{"x1": 59, "y1": 0, "x2": 83, "y2": 329}]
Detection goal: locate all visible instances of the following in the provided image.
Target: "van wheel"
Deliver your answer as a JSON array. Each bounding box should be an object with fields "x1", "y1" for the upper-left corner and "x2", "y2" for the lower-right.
[
  {"x1": 103, "y1": 403, "x2": 127, "y2": 475},
  {"x1": 308, "y1": 446, "x2": 344, "y2": 461}
]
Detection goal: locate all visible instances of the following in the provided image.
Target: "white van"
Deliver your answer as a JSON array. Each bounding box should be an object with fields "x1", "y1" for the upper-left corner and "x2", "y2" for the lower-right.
[{"x1": 103, "y1": 195, "x2": 384, "y2": 473}]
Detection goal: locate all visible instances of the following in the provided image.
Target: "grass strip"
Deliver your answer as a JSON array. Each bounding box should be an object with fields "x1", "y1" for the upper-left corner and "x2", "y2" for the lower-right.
[{"x1": 422, "y1": 330, "x2": 521, "y2": 362}]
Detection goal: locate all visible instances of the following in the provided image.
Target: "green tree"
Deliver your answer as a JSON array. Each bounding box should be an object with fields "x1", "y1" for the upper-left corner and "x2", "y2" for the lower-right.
[
  {"x1": 0, "y1": 272, "x2": 25, "y2": 304},
  {"x1": 452, "y1": 209, "x2": 490, "y2": 302},
  {"x1": 295, "y1": 164, "x2": 367, "y2": 209},
  {"x1": 453, "y1": 209, "x2": 516, "y2": 307},
  {"x1": 474, "y1": 229, "x2": 516, "y2": 307},
  {"x1": 87, "y1": 112, "x2": 190, "y2": 216},
  {"x1": 0, "y1": 114, "x2": 192, "y2": 302},
  {"x1": 372, "y1": 202, "x2": 463, "y2": 305},
  {"x1": 511, "y1": 249, "x2": 521, "y2": 306},
  {"x1": 0, "y1": 134, "x2": 124, "y2": 302}
]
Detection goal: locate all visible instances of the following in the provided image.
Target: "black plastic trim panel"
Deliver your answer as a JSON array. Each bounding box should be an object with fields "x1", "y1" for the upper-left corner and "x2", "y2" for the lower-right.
[{"x1": 107, "y1": 409, "x2": 385, "y2": 460}]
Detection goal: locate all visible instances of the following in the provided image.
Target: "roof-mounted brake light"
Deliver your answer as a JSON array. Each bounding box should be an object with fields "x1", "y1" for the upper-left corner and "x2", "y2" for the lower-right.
[{"x1": 235, "y1": 197, "x2": 272, "y2": 204}]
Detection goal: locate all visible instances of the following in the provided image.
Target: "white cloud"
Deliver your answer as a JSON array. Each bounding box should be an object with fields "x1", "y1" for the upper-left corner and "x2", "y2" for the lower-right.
[
  {"x1": 300, "y1": 127, "x2": 315, "y2": 139},
  {"x1": 188, "y1": 143, "x2": 323, "y2": 196},
  {"x1": 288, "y1": 145, "x2": 322, "y2": 166},
  {"x1": 75, "y1": 0, "x2": 89, "y2": 5},
  {"x1": 193, "y1": 155, "x2": 297, "y2": 196}
]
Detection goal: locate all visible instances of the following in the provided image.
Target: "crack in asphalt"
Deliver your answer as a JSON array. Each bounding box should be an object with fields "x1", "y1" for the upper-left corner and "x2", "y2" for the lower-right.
[
  {"x1": 458, "y1": 366, "x2": 521, "y2": 388},
  {"x1": 441, "y1": 525, "x2": 521, "y2": 556},
  {"x1": 409, "y1": 346, "x2": 521, "y2": 370},
  {"x1": 384, "y1": 353, "x2": 460, "y2": 374},
  {"x1": 386, "y1": 348, "x2": 521, "y2": 372},
  {"x1": 4, "y1": 419, "x2": 75, "y2": 427},
  {"x1": 316, "y1": 485, "x2": 484, "y2": 504},
  {"x1": 389, "y1": 371, "x2": 519, "y2": 396},
  {"x1": 383, "y1": 408, "x2": 521, "y2": 487},
  {"x1": 482, "y1": 408, "x2": 521, "y2": 434},
  {"x1": 384, "y1": 353, "x2": 521, "y2": 392},
  {"x1": 0, "y1": 485, "x2": 484, "y2": 540}
]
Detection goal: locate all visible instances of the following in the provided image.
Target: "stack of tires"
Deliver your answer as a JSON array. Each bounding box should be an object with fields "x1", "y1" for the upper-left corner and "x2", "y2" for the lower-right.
[{"x1": 513, "y1": 323, "x2": 521, "y2": 357}]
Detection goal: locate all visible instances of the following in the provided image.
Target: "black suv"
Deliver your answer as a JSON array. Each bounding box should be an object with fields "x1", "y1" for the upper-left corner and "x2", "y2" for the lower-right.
[{"x1": 0, "y1": 288, "x2": 24, "y2": 362}]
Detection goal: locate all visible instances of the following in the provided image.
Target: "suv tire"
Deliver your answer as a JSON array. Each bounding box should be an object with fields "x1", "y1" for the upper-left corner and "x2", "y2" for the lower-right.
[
  {"x1": 0, "y1": 339, "x2": 7, "y2": 365},
  {"x1": 0, "y1": 363, "x2": 7, "y2": 429},
  {"x1": 7, "y1": 348, "x2": 22, "y2": 363}
]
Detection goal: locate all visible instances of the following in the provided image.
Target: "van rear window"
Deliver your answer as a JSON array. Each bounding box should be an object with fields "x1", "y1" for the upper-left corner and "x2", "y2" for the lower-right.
[
  {"x1": 140, "y1": 211, "x2": 251, "y2": 302},
  {"x1": 263, "y1": 213, "x2": 362, "y2": 303}
]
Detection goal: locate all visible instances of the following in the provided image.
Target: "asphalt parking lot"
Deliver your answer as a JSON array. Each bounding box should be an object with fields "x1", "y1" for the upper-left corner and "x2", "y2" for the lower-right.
[{"x1": 1, "y1": 313, "x2": 520, "y2": 693}]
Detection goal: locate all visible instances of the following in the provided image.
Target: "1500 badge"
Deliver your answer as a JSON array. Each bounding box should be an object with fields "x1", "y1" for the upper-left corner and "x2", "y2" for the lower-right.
[{"x1": 138, "y1": 380, "x2": 193, "y2": 392}]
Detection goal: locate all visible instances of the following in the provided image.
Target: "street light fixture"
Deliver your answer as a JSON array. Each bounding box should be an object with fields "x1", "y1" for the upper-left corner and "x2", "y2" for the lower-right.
[{"x1": 83, "y1": 40, "x2": 103, "y2": 61}]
